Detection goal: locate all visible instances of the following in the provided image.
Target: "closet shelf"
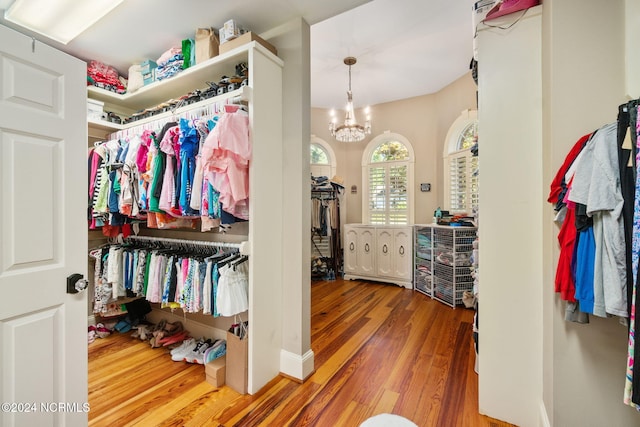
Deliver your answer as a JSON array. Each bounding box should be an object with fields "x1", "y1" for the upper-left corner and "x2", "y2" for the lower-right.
[
  {"x1": 105, "y1": 296, "x2": 143, "y2": 306},
  {"x1": 88, "y1": 117, "x2": 122, "y2": 132},
  {"x1": 87, "y1": 41, "x2": 281, "y2": 111},
  {"x1": 88, "y1": 86, "x2": 251, "y2": 134}
]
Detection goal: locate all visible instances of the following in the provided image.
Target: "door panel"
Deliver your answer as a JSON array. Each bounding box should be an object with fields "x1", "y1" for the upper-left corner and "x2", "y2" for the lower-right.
[
  {"x1": 359, "y1": 228, "x2": 375, "y2": 275},
  {"x1": 376, "y1": 228, "x2": 393, "y2": 277},
  {"x1": 344, "y1": 227, "x2": 359, "y2": 274},
  {"x1": 0, "y1": 24, "x2": 87, "y2": 427},
  {"x1": 2, "y1": 54, "x2": 62, "y2": 114},
  {"x1": 393, "y1": 228, "x2": 412, "y2": 280},
  {"x1": 2, "y1": 132, "x2": 60, "y2": 271}
]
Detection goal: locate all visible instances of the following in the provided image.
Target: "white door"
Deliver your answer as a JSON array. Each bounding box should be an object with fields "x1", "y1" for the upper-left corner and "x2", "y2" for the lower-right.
[{"x1": 0, "y1": 25, "x2": 88, "y2": 427}]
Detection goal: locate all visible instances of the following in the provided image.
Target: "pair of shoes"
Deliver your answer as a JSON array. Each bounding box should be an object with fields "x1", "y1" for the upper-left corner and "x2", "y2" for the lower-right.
[
  {"x1": 157, "y1": 329, "x2": 190, "y2": 346},
  {"x1": 186, "y1": 339, "x2": 215, "y2": 364},
  {"x1": 171, "y1": 338, "x2": 215, "y2": 364},
  {"x1": 115, "y1": 319, "x2": 131, "y2": 333},
  {"x1": 203, "y1": 340, "x2": 226, "y2": 364},
  {"x1": 170, "y1": 338, "x2": 197, "y2": 362},
  {"x1": 131, "y1": 324, "x2": 153, "y2": 341},
  {"x1": 91, "y1": 323, "x2": 111, "y2": 338},
  {"x1": 153, "y1": 320, "x2": 183, "y2": 341},
  {"x1": 150, "y1": 320, "x2": 184, "y2": 347}
]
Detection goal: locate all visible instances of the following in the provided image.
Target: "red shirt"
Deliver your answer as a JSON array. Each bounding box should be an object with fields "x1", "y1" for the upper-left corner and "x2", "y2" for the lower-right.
[{"x1": 548, "y1": 133, "x2": 592, "y2": 302}]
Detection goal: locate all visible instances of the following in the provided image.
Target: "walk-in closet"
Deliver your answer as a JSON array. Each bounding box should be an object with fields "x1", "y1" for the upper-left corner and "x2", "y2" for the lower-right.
[{"x1": 86, "y1": 41, "x2": 284, "y2": 396}]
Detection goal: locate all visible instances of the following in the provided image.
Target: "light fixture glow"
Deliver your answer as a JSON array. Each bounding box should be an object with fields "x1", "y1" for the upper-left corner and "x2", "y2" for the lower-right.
[
  {"x1": 5, "y1": 0, "x2": 125, "y2": 44},
  {"x1": 328, "y1": 57, "x2": 372, "y2": 143}
]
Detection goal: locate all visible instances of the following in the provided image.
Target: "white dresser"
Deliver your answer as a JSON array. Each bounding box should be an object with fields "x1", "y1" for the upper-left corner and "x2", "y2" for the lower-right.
[{"x1": 343, "y1": 224, "x2": 413, "y2": 288}]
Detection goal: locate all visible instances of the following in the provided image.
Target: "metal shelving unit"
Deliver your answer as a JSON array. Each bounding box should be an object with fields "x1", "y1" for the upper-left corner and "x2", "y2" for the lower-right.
[{"x1": 414, "y1": 224, "x2": 477, "y2": 308}]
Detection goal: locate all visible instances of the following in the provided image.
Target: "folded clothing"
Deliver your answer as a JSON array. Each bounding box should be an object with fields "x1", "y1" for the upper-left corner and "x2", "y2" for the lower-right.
[{"x1": 87, "y1": 60, "x2": 126, "y2": 94}]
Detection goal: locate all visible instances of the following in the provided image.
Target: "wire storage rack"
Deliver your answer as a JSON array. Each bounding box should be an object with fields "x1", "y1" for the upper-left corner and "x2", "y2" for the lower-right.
[
  {"x1": 414, "y1": 224, "x2": 477, "y2": 308},
  {"x1": 414, "y1": 225, "x2": 434, "y2": 296}
]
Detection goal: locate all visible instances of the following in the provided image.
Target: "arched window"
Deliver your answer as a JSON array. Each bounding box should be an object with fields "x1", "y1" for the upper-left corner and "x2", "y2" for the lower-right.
[
  {"x1": 443, "y1": 110, "x2": 479, "y2": 213},
  {"x1": 362, "y1": 132, "x2": 415, "y2": 225},
  {"x1": 310, "y1": 136, "x2": 336, "y2": 179}
]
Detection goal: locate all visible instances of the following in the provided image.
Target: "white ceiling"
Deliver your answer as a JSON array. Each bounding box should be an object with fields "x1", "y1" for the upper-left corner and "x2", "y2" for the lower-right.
[
  {"x1": 312, "y1": 0, "x2": 473, "y2": 108},
  {"x1": 0, "y1": 0, "x2": 473, "y2": 109}
]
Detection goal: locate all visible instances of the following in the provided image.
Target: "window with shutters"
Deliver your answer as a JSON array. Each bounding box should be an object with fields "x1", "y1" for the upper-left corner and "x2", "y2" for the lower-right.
[
  {"x1": 310, "y1": 136, "x2": 336, "y2": 179},
  {"x1": 444, "y1": 110, "x2": 478, "y2": 213},
  {"x1": 362, "y1": 133, "x2": 414, "y2": 225}
]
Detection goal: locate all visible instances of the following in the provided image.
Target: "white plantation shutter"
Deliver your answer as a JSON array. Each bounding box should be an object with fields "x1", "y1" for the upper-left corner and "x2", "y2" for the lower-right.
[
  {"x1": 367, "y1": 164, "x2": 408, "y2": 224},
  {"x1": 449, "y1": 155, "x2": 467, "y2": 211},
  {"x1": 470, "y1": 155, "x2": 479, "y2": 211},
  {"x1": 447, "y1": 151, "x2": 478, "y2": 212},
  {"x1": 389, "y1": 165, "x2": 407, "y2": 224},
  {"x1": 443, "y1": 112, "x2": 479, "y2": 213},
  {"x1": 362, "y1": 134, "x2": 414, "y2": 225},
  {"x1": 368, "y1": 166, "x2": 386, "y2": 224}
]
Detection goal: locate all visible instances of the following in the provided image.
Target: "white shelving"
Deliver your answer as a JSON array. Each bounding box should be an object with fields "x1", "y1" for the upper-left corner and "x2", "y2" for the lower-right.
[
  {"x1": 87, "y1": 42, "x2": 284, "y2": 395},
  {"x1": 87, "y1": 42, "x2": 278, "y2": 111}
]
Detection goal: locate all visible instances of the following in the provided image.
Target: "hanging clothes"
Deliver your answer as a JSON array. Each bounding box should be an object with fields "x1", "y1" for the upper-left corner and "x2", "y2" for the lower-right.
[
  {"x1": 625, "y1": 102, "x2": 640, "y2": 408},
  {"x1": 88, "y1": 103, "x2": 251, "y2": 234},
  {"x1": 216, "y1": 259, "x2": 249, "y2": 316},
  {"x1": 551, "y1": 99, "x2": 640, "y2": 409},
  {"x1": 91, "y1": 242, "x2": 248, "y2": 318},
  {"x1": 567, "y1": 123, "x2": 627, "y2": 317},
  {"x1": 201, "y1": 106, "x2": 250, "y2": 224}
]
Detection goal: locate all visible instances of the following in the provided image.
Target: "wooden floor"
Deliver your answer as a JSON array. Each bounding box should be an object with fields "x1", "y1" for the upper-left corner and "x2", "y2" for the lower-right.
[{"x1": 88, "y1": 278, "x2": 515, "y2": 427}]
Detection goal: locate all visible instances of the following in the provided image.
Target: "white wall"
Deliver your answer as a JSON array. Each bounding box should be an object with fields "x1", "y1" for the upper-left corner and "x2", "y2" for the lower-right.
[
  {"x1": 262, "y1": 18, "x2": 314, "y2": 380},
  {"x1": 479, "y1": 1, "x2": 640, "y2": 426},
  {"x1": 544, "y1": 1, "x2": 640, "y2": 426},
  {"x1": 477, "y1": 8, "x2": 544, "y2": 426}
]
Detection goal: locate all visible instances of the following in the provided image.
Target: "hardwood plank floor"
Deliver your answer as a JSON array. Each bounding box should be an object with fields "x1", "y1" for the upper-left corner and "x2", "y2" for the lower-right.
[{"x1": 88, "y1": 278, "x2": 516, "y2": 427}]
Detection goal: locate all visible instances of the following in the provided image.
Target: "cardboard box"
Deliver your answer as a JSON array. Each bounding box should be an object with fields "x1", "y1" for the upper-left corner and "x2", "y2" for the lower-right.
[
  {"x1": 219, "y1": 32, "x2": 277, "y2": 57},
  {"x1": 205, "y1": 355, "x2": 226, "y2": 387},
  {"x1": 226, "y1": 331, "x2": 248, "y2": 394}
]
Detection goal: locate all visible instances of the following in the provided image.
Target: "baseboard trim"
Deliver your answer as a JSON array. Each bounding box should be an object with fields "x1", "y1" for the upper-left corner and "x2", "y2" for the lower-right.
[
  {"x1": 280, "y1": 349, "x2": 315, "y2": 381},
  {"x1": 344, "y1": 274, "x2": 412, "y2": 289},
  {"x1": 539, "y1": 401, "x2": 551, "y2": 427}
]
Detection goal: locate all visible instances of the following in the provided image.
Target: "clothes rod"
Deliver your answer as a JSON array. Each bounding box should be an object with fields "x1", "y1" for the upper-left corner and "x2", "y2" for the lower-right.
[
  {"x1": 125, "y1": 235, "x2": 250, "y2": 254},
  {"x1": 108, "y1": 86, "x2": 250, "y2": 140}
]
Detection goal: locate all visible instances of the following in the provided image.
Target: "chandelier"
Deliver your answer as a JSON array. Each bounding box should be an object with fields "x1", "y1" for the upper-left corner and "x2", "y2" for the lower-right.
[{"x1": 329, "y1": 57, "x2": 372, "y2": 143}]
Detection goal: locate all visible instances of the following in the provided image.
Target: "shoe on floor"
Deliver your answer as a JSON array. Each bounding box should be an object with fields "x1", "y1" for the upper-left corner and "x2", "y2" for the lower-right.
[
  {"x1": 171, "y1": 338, "x2": 198, "y2": 362},
  {"x1": 184, "y1": 339, "x2": 212, "y2": 364},
  {"x1": 203, "y1": 340, "x2": 226, "y2": 364}
]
